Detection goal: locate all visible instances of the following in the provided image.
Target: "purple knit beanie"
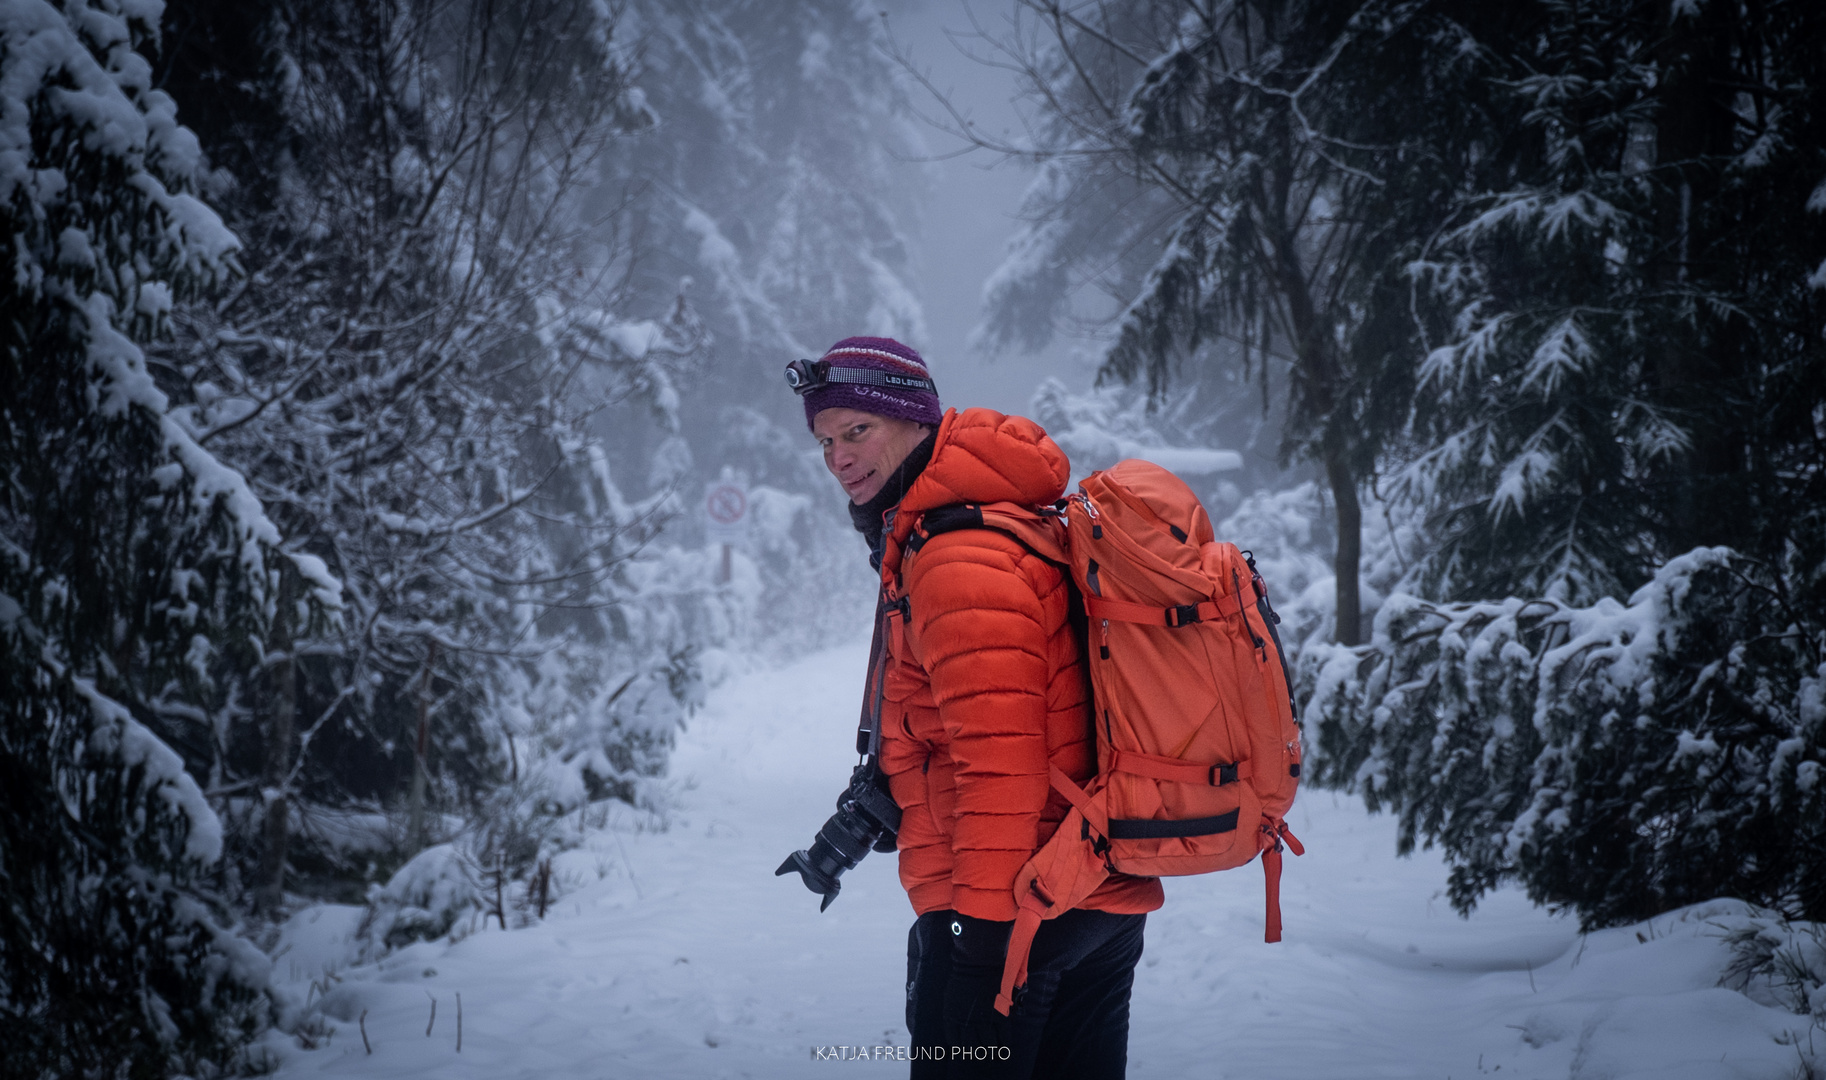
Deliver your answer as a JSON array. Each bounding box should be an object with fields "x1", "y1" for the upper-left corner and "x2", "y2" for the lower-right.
[{"x1": 801, "y1": 336, "x2": 944, "y2": 430}]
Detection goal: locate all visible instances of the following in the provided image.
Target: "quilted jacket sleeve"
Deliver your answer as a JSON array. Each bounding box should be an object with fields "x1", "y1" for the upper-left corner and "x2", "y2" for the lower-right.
[{"x1": 904, "y1": 530, "x2": 1054, "y2": 921}]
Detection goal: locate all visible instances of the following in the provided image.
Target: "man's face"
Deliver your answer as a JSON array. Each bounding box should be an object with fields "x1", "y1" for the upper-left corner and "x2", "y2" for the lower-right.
[{"x1": 812, "y1": 407, "x2": 931, "y2": 504}]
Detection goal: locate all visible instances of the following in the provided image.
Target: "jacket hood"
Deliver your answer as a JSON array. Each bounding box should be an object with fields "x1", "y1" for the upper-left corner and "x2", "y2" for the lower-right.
[
  {"x1": 880, "y1": 408, "x2": 1070, "y2": 575},
  {"x1": 902, "y1": 408, "x2": 1070, "y2": 512}
]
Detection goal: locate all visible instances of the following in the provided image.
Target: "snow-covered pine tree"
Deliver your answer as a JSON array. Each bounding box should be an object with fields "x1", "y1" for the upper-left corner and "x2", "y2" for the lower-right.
[
  {"x1": 976, "y1": 0, "x2": 1504, "y2": 646},
  {"x1": 1395, "y1": 0, "x2": 1826, "y2": 606},
  {"x1": 1304, "y1": 0, "x2": 1826, "y2": 929},
  {"x1": 1, "y1": 0, "x2": 333, "y2": 1071},
  {"x1": 155, "y1": 0, "x2": 718, "y2": 907},
  {"x1": 1304, "y1": 550, "x2": 1825, "y2": 927}
]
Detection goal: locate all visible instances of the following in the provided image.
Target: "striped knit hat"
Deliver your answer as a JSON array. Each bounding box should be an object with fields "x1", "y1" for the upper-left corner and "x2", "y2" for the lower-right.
[{"x1": 801, "y1": 336, "x2": 943, "y2": 430}]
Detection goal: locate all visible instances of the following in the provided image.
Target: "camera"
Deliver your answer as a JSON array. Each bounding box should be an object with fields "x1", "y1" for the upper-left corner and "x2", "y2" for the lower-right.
[{"x1": 776, "y1": 763, "x2": 901, "y2": 911}]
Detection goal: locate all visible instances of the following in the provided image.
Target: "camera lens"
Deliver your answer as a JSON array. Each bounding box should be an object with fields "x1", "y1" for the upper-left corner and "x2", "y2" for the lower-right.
[
  {"x1": 777, "y1": 765, "x2": 901, "y2": 911},
  {"x1": 776, "y1": 800, "x2": 883, "y2": 910}
]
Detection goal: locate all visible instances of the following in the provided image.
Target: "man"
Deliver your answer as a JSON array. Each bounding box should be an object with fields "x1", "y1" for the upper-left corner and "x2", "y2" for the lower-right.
[{"x1": 790, "y1": 336, "x2": 1162, "y2": 1079}]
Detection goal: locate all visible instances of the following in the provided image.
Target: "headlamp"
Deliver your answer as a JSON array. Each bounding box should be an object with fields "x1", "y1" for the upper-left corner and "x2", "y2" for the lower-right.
[
  {"x1": 784, "y1": 358, "x2": 828, "y2": 394},
  {"x1": 782, "y1": 358, "x2": 938, "y2": 397}
]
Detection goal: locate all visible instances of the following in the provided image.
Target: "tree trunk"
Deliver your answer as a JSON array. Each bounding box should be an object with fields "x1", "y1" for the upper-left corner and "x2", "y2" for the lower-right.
[
  {"x1": 1275, "y1": 207, "x2": 1362, "y2": 647},
  {"x1": 1324, "y1": 436, "x2": 1362, "y2": 647},
  {"x1": 1652, "y1": 4, "x2": 1742, "y2": 556},
  {"x1": 258, "y1": 572, "x2": 295, "y2": 915},
  {"x1": 408, "y1": 642, "x2": 435, "y2": 853}
]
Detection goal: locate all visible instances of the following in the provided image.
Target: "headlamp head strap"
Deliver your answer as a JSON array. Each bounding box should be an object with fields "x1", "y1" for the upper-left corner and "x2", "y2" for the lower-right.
[{"x1": 785, "y1": 358, "x2": 937, "y2": 397}]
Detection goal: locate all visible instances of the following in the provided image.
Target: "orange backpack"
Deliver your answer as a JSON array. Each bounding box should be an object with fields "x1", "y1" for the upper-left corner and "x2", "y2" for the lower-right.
[{"x1": 896, "y1": 459, "x2": 1304, "y2": 1016}]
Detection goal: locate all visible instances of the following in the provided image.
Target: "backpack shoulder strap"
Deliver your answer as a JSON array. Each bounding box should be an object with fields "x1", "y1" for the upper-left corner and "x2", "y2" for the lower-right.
[{"x1": 904, "y1": 501, "x2": 1069, "y2": 566}]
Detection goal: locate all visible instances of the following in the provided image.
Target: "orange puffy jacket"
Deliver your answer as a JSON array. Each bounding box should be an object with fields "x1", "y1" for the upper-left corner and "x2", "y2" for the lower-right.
[{"x1": 875, "y1": 408, "x2": 1164, "y2": 922}]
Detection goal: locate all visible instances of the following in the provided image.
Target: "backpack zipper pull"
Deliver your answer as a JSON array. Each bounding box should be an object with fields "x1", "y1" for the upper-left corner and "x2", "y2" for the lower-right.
[
  {"x1": 1072, "y1": 493, "x2": 1104, "y2": 540},
  {"x1": 1233, "y1": 568, "x2": 1266, "y2": 654}
]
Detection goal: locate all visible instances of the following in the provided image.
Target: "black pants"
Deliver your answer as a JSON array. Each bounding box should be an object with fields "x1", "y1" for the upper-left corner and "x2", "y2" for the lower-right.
[{"x1": 905, "y1": 908, "x2": 1146, "y2": 1080}]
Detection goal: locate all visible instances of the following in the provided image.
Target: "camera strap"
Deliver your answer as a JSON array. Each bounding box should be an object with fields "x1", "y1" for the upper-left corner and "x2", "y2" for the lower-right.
[{"x1": 854, "y1": 585, "x2": 905, "y2": 774}]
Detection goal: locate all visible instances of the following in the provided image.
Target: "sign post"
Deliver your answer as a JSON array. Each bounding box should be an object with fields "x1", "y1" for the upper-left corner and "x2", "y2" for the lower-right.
[{"x1": 703, "y1": 479, "x2": 749, "y2": 584}]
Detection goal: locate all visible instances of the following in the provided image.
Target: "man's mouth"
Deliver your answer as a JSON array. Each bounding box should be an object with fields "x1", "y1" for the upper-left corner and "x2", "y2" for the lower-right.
[{"x1": 844, "y1": 469, "x2": 875, "y2": 493}]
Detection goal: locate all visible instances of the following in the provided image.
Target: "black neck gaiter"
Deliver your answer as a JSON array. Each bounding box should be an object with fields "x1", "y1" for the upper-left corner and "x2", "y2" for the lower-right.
[{"x1": 848, "y1": 429, "x2": 937, "y2": 571}]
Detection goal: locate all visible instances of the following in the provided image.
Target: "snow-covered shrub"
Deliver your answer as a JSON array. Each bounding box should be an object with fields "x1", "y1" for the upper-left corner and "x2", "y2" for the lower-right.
[
  {"x1": 354, "y1": 782, "x2": 600, "y2": 958},
  {"x1": 357, "y1": 844, "x2": 479, "y2": 956},
  {"x1": 1302, "y1": 547, "x2": 1826, "y2": 929},
  {"x1": 502, "y1": 529, "x2": 751, "y2": 814},
  {"x1": 741, "y1": 479, "x2": 870, "y2": 653},
  {"x1": 1719, "y1": 909, "x2": 1826, "y2": 1021}
]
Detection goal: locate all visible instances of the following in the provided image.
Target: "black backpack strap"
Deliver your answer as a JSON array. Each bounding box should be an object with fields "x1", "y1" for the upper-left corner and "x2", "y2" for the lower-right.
[
  {"x1": 903, "y1": 503, "x2": 985, "y2": 557},
  {"x1": 918, "y1": 503, "x2": 987, "y2": 537},
  {"x1": 908, "y1": 502, "x2": 1064, "y2": 557}
]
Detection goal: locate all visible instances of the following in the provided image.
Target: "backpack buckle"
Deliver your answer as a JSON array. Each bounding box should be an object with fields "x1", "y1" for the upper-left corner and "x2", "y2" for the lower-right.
[
  {"x1": 1210, "y1": 762, "x2": 1239, "y2": 786},
  {"x1": 1168, "y1": 604, "x2": 1201, "y2": 627}
]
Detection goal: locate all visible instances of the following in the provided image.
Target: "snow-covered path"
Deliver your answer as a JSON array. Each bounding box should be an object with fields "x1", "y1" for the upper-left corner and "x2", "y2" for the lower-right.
[{"x1": 270, "y1": 644, "x2": 1812, "y2": 1079}]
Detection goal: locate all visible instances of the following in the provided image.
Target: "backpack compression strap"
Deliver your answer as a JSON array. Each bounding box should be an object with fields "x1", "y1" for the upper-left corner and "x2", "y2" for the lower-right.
[
  {"x1": 1107, "y1": 746, "x2": 1253, "y2": 787},
  {"x1": 1083, "y1": 581, "x2": 1254, "y2": 627}
]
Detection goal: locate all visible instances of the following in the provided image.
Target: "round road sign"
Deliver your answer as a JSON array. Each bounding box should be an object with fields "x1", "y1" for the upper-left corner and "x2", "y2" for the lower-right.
[{"x1": 706, "y1": 484, "x2": 747, "y2": 525}]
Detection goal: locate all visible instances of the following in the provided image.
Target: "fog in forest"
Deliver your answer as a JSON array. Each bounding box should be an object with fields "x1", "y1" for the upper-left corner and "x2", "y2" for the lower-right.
[
  {"x1": 895, "y1": 1, "x2": 1088, "y2": 412},
  {"x1": 5, "y1": 1, "x2": 1822, "y2": 1075}
]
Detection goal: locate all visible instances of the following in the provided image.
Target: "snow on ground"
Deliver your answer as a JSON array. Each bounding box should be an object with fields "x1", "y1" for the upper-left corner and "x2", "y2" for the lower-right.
[{"x1": 265, "y1": 643, "x2": 1818, "y2": 1079}]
